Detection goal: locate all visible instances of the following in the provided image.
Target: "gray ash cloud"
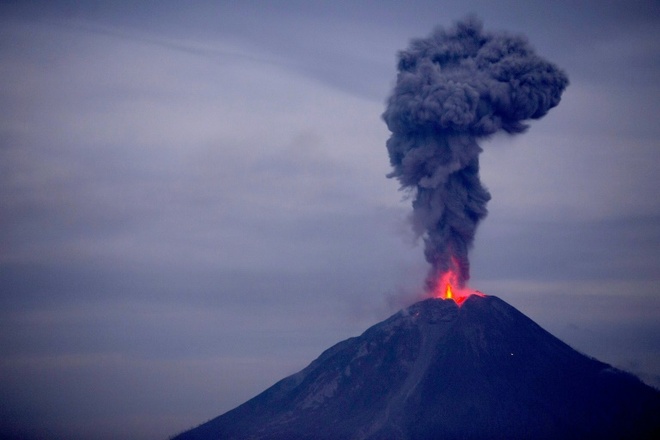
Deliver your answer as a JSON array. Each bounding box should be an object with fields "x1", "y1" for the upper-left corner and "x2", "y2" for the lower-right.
[{"x1": 383, "y1": 17, "x2": 568, "y2": 291}]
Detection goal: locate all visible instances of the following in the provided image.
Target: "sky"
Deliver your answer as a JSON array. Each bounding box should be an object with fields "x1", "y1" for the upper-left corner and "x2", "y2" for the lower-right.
[{"x1": 1, "y1": 1, "x2": 658, "y2": 439}]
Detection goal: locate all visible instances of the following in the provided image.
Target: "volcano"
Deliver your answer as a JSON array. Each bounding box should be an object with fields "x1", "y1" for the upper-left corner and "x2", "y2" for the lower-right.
[{"x1": 173, "y1": 296, "x2": 659, "y2": 439}]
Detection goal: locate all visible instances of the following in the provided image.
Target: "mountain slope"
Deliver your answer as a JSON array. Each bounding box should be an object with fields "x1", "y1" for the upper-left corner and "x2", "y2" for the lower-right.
[{"x1": 173, "y1": 296, "x2": 660, "y2": 440}]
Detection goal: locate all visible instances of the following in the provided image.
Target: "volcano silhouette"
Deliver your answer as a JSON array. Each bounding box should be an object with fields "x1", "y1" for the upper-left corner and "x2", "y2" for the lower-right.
[{"x1": 173, "y1": 296, "x2": 659, "y2": 439}]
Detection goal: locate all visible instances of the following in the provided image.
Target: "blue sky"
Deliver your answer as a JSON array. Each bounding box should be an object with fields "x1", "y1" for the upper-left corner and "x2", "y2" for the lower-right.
[{"x1": 1, "y1": 1, "x2": 658, "y2": 439}]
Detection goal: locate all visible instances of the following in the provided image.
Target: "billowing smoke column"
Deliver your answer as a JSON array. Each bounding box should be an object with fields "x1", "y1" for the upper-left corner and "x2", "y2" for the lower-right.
[{"x1": 383, "y1": 17, "x2": 568, "y2": 292}]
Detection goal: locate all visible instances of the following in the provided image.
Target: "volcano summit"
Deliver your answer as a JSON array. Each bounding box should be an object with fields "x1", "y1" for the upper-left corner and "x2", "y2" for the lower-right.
[{"x1": 172, "y1": 296, "x2": 659, "y2": 440}]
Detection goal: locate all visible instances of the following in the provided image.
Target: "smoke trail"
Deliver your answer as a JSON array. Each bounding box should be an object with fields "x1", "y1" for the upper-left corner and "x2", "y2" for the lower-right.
[{"x1": 383, "y1": 17, "x2": 568, "y2": 292}]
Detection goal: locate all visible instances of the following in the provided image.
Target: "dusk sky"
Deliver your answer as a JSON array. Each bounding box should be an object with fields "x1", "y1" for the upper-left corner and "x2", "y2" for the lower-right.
[{"x1": 1, "y1": 1, "x2": 659, "y2": 439}]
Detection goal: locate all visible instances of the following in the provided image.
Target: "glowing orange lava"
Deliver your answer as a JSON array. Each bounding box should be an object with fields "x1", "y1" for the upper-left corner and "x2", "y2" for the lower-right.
[
  {"x1": 445, "y1": 282, "x2": 453, "y2": 301},
  {"x1": 432, "y1": 268, "x2": 485, "y2": 305}
]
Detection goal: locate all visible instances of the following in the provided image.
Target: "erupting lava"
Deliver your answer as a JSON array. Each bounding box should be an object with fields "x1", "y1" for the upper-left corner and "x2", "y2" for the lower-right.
[{"x1": 432, "y1": 269, "x2": 484, "y2": 305}]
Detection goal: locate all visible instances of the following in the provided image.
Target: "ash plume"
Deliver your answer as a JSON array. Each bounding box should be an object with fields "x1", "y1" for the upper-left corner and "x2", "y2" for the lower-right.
[{"x1": 383, "y1": 17, "x2": 568, "y2": 292}]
